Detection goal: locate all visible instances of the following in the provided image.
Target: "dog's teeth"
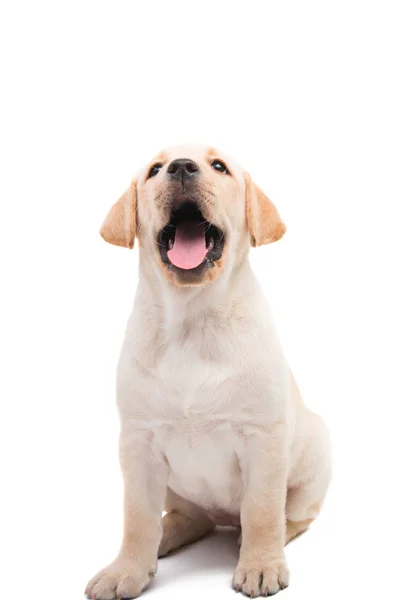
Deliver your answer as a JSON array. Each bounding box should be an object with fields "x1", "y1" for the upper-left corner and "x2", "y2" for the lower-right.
[
  {"x1": 207, "y1": 238, "x2": 214, "y2": 251},
  {"x1": 168, "y1": 239, "x2": 174, "y2": 250}
]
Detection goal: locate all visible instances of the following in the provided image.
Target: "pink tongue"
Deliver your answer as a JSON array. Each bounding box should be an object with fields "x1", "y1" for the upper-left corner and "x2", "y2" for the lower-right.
[{"x1": 167, "y1": 221, "x2": 207, "y2": 270}]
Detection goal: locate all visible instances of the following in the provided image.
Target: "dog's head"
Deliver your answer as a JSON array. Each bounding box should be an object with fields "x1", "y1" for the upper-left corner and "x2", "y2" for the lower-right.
[{"x1": 100, "y1": 144, "x2": 285, "y2": 286}]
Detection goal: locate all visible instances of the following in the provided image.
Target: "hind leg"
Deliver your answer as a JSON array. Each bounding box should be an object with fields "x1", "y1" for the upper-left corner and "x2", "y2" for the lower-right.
[
  {"x1": 236, "y1": 518, "x2": 315, "y2": 548},
  {"x1": 286, "y1": 414, "x2": 331, "y2": 544},
  {"x1": 236, "y1": 512, "x2": 318, "y2": 549},
  {"x1": 286, "y1": 516, "x2": 316, "y2": 544},
  {"x1": 158, "y1": 488, "x2": 215, "y2": 557}
]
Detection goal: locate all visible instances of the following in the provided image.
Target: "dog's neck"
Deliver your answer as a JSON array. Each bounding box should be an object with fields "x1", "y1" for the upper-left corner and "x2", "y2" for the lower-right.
[{"x1": 137, "y1": 251, "x2": 259, "y2": 329}]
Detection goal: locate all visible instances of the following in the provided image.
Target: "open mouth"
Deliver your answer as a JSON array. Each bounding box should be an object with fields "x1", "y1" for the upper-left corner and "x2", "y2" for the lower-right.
[{"x1": 158, "y1": 201, "x2": 224, "y2": 272}]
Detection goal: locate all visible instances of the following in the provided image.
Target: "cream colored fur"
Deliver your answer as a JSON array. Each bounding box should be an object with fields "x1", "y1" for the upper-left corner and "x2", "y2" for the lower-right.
[{"x1": 86, "y1": 144, "x2": 331, "y2": 599}]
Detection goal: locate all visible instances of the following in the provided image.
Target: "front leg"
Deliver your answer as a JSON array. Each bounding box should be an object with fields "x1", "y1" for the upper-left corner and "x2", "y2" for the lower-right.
[
  {"x1": 86, "y1": 427, "x2": 168, "y2": 600},
  {"x1": 233, "y1": 425, "x2": 289, "y2": 597}
]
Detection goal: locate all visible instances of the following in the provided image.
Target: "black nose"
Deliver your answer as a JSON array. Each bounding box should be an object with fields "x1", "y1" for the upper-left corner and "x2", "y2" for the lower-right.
[{"x1": 167, "y1": 158, "x2": 199, "y2": 180}]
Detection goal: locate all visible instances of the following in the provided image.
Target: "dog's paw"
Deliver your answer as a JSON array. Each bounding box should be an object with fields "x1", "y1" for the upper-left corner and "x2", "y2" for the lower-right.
[
  {"x1": 232, "y1": 560, "x2": 289, "y2": 597},
  {"x1": 85, "y1": 559, "x2": 155, "y2": 599}
]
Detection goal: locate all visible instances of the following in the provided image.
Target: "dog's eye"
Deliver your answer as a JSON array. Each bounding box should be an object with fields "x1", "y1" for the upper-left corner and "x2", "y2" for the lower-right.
[
  {"x1": 211, "y1": 160, "x2": 230, "y2": 175},
  {"x1": 148, "y1": 163, "x2": 163, "y2": 179}
]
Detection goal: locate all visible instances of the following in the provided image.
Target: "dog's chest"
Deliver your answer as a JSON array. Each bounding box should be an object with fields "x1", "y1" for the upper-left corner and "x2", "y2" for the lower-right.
[
  {"x1": 153, "y1": 315, "x2": 246, "y2": 405},
  {"x1": 148, "y1": 322, "x2": 248, "y2": 516}
]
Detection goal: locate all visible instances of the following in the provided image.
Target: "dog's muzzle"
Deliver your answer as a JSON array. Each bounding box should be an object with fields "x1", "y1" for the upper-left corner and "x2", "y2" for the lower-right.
[{"x1": 158, "y1": 200, "x2": 224, "y2": 272}]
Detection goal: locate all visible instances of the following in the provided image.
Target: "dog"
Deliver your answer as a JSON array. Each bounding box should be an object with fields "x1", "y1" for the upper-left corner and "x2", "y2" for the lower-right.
[{"x1": 85, "y1": 144, "x2": 331, "y2": 598}]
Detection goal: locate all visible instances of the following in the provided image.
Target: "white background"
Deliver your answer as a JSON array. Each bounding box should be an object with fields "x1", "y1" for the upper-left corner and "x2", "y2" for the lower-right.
[{"x1": 1, "y1": 1, "x2": 396, "y2": 599}]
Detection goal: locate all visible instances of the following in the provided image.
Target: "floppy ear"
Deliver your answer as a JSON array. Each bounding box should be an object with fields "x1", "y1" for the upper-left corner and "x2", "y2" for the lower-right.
[
  {"x1": 244, "y1": 173, "x2": 286, "y2": 247},
  {"x1": 100, "y1": 180, "x2": 137, "y2": 248}
]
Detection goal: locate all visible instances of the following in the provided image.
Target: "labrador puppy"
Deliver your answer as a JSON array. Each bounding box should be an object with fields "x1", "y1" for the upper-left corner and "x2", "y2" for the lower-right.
[{"x1": 85, "y1": 144, "x2": 331, "y2": 599}]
